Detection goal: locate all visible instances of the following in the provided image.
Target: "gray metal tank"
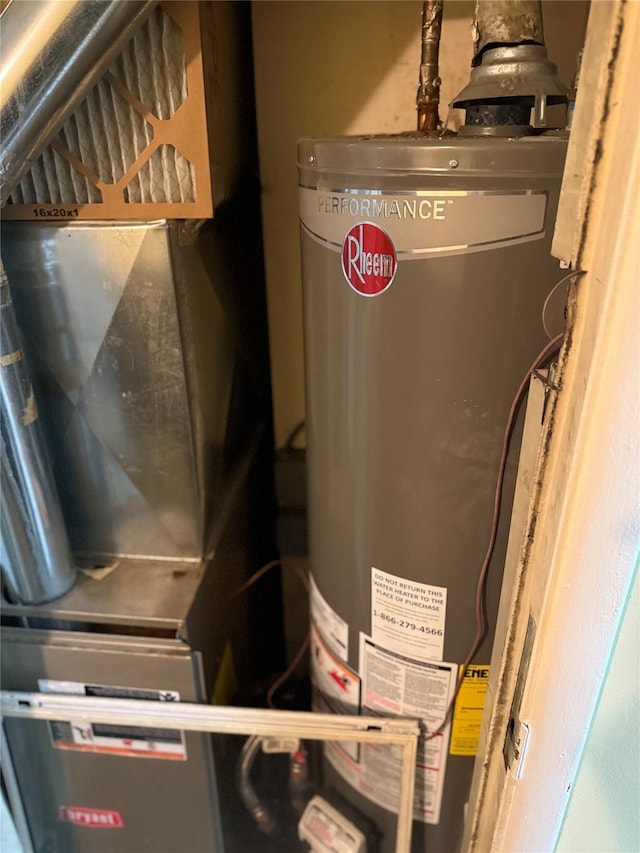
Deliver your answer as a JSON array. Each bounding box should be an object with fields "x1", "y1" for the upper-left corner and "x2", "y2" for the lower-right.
[{"x1": 299, "y1": 132, "x2": 567, "y2": 852}]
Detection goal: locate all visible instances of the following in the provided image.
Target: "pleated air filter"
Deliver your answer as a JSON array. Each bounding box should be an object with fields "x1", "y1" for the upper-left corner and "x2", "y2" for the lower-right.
[{"x1": 4, "y1": 2, "x2": 217, "y2": 220}]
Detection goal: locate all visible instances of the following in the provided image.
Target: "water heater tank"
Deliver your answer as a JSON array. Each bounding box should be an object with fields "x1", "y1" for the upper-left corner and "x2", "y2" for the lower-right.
[{"x1": 299, "y1": 132, "x2": 567, "y2": 852}]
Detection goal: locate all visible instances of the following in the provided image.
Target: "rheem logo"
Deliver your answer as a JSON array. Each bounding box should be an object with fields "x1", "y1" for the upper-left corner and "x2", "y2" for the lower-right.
[{"x1": 341, "y1": 222, "x2": 397, "y2": 296}]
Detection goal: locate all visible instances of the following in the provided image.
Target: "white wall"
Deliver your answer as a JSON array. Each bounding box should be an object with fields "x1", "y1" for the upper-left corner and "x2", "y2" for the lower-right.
[
  {"x1": 252, "y1": 0, "x2": 588, "y2": 446},
  {"x1": 556, "y1": 566, "x2": 640, "y2": 852}
]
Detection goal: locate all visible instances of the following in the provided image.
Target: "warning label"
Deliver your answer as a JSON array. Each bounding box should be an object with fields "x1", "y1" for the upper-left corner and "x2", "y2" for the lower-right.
[
  {"x1": 39, "y1": 680, "x2": 180, "y2": 703},
  {"x1": 311, "y1": 622, "x2": 360, "y2": 710},
  {"x1": 371, "y1": 567, "x2": 447, "y2": 662},
  {"x1": 39, "y1": 680, "x2": 186, "y2": 761},
  {"x1": 450, "y1": 665, "x2": 490, "y2": 756},
  {"x1": 310, "y1": 574, "x2": 349, "y2": 661},
  {"x1": 311, "y1": 621, "x2": 361, "y2": 763},
  {"x1": 48, "y1": 720, "x2": 187, "y2": 761},
  {"x1": 299, "y1": 797, "x2": 364, "y2": 853}
]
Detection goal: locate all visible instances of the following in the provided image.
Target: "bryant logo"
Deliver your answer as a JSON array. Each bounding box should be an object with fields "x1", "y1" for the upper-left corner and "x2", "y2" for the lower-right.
[{"x1": 59, "y1": 806, "x2": 124, "y2": 828}]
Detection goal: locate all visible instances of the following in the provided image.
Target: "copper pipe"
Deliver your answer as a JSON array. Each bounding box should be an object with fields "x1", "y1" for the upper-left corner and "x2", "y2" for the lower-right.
[{"x1": 417, "y1": 1, "x2": 443, "y2": 132}]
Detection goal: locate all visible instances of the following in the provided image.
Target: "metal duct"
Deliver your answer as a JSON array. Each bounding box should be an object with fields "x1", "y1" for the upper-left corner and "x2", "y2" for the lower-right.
[
  {"x1": 0, "y1": 265, "x2": 76, "y2": 604},
  {"x1": 0, "y1": 0, "x2": 155, "y2": 201},
  {"x1": 0, "y1": 0, "x2": 154, "y2": 603},
  {"x1": 471, "y1": 0, "x2": 544, "y2": 61},
  {"x1": 454, "y1": 0, "x2": 567, "y2": 133}
]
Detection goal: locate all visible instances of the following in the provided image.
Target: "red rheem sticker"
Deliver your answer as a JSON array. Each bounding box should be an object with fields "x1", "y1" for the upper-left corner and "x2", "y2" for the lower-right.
[
  {"x1": 341, "y1": 222, "x2": 397, "y2": 296},
  {"x1": 59, "y1": 806, "x2": 124, "y2": 828}
]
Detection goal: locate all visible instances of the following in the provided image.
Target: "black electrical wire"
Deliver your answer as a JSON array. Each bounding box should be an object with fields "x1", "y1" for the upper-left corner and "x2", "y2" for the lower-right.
[{"x1": 284, "y1": 419, "x2": 306, "y2": 452}]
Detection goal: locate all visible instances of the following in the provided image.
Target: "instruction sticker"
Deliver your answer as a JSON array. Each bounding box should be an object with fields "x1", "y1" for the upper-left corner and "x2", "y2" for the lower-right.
[
  {"x1": 359, "y1": 635, "x2": 457, "y2": 825},
  {"x1": 449, "y1": 665, "x2": 490, "y2": 756},
  {"x1": 39, "y1": 680, "x2": 186, "y2": 761},
  {"x1": 371, "y1": 567, "x2": 447, "y2": 661},
  {"x1": 310, "y1": 573, "x2": 349, "y2": 661}
]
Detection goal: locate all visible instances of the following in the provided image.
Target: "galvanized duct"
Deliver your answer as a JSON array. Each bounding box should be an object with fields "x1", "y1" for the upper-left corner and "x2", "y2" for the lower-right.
[
  {"x1": 454, "y1": 0, "x2": 567, "y2": 133},
  {"x1": 0, "y1": 264, "x2": 76, "y2": 604},
  {"x1": 471, "y1": 0, "x2": 544, "y2": 61},
  {"x1": 0, "y1": 0, "x2": 154, "y2": 603}
]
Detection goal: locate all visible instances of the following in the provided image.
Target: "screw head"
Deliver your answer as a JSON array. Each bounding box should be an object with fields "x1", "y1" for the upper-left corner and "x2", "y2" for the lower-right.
[
  {"x1": 308, "y1": 155, "x2": 316, "y2": 165},
  {"x1": 449, "y1": 158, "x2": 459, "y2": 169}
]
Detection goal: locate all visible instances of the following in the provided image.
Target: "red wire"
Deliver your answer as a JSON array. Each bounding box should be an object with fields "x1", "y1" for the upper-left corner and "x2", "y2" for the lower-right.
[
  {"x1": 427, "y1": 332, "x2": 564, "y2": 739},
  {"x1": 229, "y1": 333, "x2": 565, "y2": 731},
  {"x1": 228, "y1": 558, "x2": 311, "y2": 708}
]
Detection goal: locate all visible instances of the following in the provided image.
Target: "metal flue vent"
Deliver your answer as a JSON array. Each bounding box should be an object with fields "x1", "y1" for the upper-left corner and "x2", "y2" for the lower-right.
[{"x1": 453, "y1": 0, "x2": 568, "y2": 134}]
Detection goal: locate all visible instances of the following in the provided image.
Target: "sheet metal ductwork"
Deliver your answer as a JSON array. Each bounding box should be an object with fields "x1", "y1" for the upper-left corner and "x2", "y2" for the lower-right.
[
  {"x1": 471, "y1": 0, "x2": 544, "y2": 57},
  {"x1": 454, "y1": 0, "x2": 567, "y2": 133},
  {"x1": 0, "y1": 264, "x2": 76, "y2": 604}
]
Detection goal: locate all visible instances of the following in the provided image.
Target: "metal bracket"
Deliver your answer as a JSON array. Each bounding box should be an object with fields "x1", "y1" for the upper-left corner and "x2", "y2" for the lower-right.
[
  {"x1": 507, "y1": 721, "x2": 530, "y2": 780},
  {"x1": 532, "y1": 369, "x2": 559, "y2": 392}
]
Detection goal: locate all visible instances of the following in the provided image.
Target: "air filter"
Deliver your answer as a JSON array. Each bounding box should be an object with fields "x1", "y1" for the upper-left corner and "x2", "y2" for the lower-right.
[{"x1": 4, "y1": 2, "x2": 216, "y2": 220}]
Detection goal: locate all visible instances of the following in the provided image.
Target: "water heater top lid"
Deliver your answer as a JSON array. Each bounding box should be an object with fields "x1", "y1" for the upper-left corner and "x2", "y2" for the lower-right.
[{"x1": 298, "y1": 132, "x2": 567, "y2": 178}]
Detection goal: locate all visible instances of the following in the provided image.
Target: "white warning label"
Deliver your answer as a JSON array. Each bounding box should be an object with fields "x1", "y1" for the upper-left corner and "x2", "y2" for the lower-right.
[
  {"x1": 47, "y1": 720, "x2": 187, "y2": 761},
  {"x1": 311, "y1": 621, "x2": 361, "y2": 763},
  {"x1": 358, "y1": 635, "x2": 456, "y2": 825},
  {"x1": 371, "y1": 567, "x2": 447, "y2": 661},
  {"x1": 311, "y1": 623, "x2": 360, "y2": 711},
  {"x1": 38, "y1": 680, "x2": 180, "y2": 703},
  {"x1": 299, "y1": 796, "x2": 366, "y2": 853},
  {"x1": 310, "y1": 573, "x2": 349, "y2": 661},
  {"x1": 38, "y1": 679, "x2": 186, "y2": 761}
]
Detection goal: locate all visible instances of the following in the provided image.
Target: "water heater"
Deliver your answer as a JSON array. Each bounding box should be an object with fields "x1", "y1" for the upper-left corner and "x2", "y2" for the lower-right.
[{"x1": 299, "y1": 128, "x2": 567, "y2": 851}]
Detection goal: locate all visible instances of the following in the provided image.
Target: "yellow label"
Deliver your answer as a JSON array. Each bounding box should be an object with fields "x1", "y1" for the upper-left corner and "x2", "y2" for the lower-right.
[
  {"x1": 211, "y1": 641, "x2": 237, "y2": 706},
  {"x1": 449, "y1": 665, "x2": 490, "y2": 756}
]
